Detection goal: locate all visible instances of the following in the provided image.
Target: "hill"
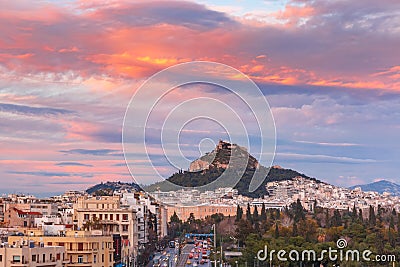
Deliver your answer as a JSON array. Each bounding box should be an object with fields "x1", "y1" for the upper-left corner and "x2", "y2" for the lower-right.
[
  {"x1": 145, "y1": 140, "x2": 318, "y2": 198},
  {"x1": 349, "y1": 180, "x2": 400, "y2": 196},
  {"x1": 86, "y1": 181, "x2": 142, "y2": 196}
]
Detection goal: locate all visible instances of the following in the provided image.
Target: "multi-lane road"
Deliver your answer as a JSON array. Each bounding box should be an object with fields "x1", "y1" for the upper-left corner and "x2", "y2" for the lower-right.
[
  {"x1": 175, "y1": 244, "x2": 212, "y2": 267},
  {"x1": 148, "y1": 243, "x2": 212, "y2": 267}
]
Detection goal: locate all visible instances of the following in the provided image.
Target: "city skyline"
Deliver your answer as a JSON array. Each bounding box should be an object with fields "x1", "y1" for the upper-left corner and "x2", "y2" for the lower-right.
[{"x1": 1, "y1": 0, "x2": 400, "y2": 195}]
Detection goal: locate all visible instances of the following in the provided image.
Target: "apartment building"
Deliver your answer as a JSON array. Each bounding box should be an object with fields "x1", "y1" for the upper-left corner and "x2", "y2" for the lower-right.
[
  {"x1": 121, "y1": 193, "x2": 168, "y2": 243},
  {"x1": 8, "y1": 229, "x2": 114, "y2": 267},
  {"x1": 0, "y1": 243, "x2": 66, "y2": 267},
  {"x1": 73, "y1": 196, "x2": 138, "y2": 261},
  {"x1": 0, "y1": 201, "x2": 5, "y2": 224},
  {"x1": 3, "y1": 207, "x2": 42, "y2": 228}
]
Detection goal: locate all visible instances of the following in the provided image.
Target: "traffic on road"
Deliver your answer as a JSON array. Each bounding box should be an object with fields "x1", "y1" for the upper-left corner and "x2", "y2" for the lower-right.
[{"x1": 152, "y1": 238, "x2": 212, "y2": 267}]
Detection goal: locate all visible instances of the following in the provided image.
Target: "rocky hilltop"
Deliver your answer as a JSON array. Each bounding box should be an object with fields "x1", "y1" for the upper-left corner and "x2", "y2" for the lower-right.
[
  {"x1": 146, "y1": 140, "x2": 317, "y2": 198},
  {"x1": 189, "y1": 140, "x2": 258, "y2": 172}
]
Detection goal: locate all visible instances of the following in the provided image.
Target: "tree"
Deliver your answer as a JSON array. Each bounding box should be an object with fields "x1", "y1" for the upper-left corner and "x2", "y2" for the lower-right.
[
  {"x1": 331, "y1": 210, "x2": 342, "y2": 227},
  {"x1": 170, "y1": 211, "x2": 181, "y2": 223},
  {"x1": 298, "y1": 219, "x2": 318, "y2": 242},
  {"x1": 235, "y1": 219, "x2": 255, "y2": 247},
  {"x1": 352, "y1": 203, "x2": 357, "y2": 221},
  {"x1": 292, "y1": 221, "x2": 298, "y2": 236},
  {"x1": 294, "y1": 199, "x2": 305, "y2": 222},
  {"x1": 235, "y1": 205, "x2": 243, "y2": 222},
  {"x1": 325, "y1": 209, "x2": 330, "y2": 228},
  {"x1": 260, "y1": 203, "x2": 267, "y2": 222},
  {"x1": 313, "y1": 199, "x2": 318, "y2": 213},
  {"x1": 274, "y1": 223, "x2": 279, "y2": 238},
  {"x1": 368, "y1": 205, "x2": 376, "y2": 227},
  {"x1": 276, "y1": 209, "x2": 281, "y2": 220},
  {"x1": 358, "y1": 209, "x2": 363, "y2": 223},
  {"x1": 253, "y1": 205, "x2": 259, "y2": 222},
  {"x1": 377, "y1": 204, "x2": 383, "y2": 224},
  {"x1": 389, "y1": 215, "x2": 395, "y2": 248},
  {"x1": 187, "y1": 213, "x2": 196, "y2": 224},
  {"x1": 246, "y1": 203, "x2": 252, "y2": 223},
  {"x1": 392, "y1": 208, "x2": 397, "y2": 217}
]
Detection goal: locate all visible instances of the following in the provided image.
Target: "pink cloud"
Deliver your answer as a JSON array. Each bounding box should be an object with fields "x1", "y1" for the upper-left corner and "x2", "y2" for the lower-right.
[{"x1": 0, "y1": 0, "x2": 398, "y2": 91}]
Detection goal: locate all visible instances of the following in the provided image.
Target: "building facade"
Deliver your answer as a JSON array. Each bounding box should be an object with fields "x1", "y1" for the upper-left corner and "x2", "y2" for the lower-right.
[
  {"x1": 8, "y1": 229, "x2": 114, "y2": 267},
  {"x1": 0, "y1": 243, "x2": 66, "y2": 267}
]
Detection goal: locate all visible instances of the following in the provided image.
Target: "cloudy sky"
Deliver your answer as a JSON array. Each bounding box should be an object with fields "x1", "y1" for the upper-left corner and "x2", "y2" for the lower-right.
[{"x1": 0, "y1": 0, "x2": 399, "y2": 196}]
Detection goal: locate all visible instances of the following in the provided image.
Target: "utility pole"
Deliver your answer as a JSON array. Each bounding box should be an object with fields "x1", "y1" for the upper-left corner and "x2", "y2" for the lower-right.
[{"x1": 213, "y1": 224, "x2": 217, "y2": 267}]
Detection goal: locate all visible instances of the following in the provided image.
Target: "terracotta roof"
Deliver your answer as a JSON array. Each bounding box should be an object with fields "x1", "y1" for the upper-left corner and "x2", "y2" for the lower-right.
[{"x1": 13, "y1": 208, "x2": 42, "y2": 216}]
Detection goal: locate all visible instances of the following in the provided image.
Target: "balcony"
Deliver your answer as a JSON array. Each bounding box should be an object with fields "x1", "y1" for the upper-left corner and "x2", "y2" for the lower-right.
[
  {"x1": 100, "y1": 220, "x2": 118, "y2": 224},
  {"x1": 11, "y1": 259, "x2": 60, "y2": 266},
  {"x1": 68, "y1": 248, "x2": 97, "y2": 253},
  {"x1": 65, "y1": 261, "x2": 93, "y2": 266},
  {"x1": 10, "y1": 261, "x2": 29, "y2": 267}
]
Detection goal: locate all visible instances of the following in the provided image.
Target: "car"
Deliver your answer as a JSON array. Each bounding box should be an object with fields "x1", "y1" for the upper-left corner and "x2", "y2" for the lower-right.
[
  {"x1": 193, "y1": 262, "x2": 198, "y2": 267},
  {"x1": 200, "y1": 259, "x2": 205, "y2": 265},
  {"x1": 194, "y1": 254, "x2": 199, "y2": 260},
  {"x1": 186, "y1": 260, "x2": 192, "y2": 265},
  {"x1": 188, "y1": 253, "x2": 193, "y2": 259}
]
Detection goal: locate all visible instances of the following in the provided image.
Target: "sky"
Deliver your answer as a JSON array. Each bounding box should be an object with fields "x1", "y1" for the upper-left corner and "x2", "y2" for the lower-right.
[{"x1": 0, "y1": 0, "x2": 399, "y2": 196}]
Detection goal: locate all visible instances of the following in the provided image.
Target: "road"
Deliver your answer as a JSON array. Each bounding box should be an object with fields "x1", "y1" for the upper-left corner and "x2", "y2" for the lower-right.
[
  {"x1": 146, "y1": 247, "x2": 177, "y2": 267},
  {"x1": 147, "y1": 243, "x2": 212, "y2": 267},
  {"x1": 176, "y1": 244, "x2": 194, "y2": 267},
  {"x1": 175, "y1": 244, "x2": 212, "y2": 267}
]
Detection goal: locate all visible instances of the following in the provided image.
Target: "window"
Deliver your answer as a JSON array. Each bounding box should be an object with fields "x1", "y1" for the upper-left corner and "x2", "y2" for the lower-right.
[
  {"x1": 116, "y1": 214, "x2": 119, "y2": 221},
  {"x1": 122, "y1": 225, "x2": 128, "y2": 232},
  {"x1": 94, "y1": 255, "x2": 97, "y2": 263},
  {"x1": 102, "y1": 254, "x2": 104, "y2": 263},
  {"x1": 122, "y1": 214, "x2": 128, "y2": 221},
  {"x1": 13, "y1": 255, "x2": 21, "y2": 263},
  {"x1": 56, "y1": 253, "x2": 60, "y2": 260},
  {"x1": 105, "y1": 214, "x2": 108, "y2": 220},
  {"x1": 78, "y1": 256, "x2": 83, "y2": 263},
  {"x1": 110, "y1": 214, "x2": 113, "y2": 220},
  {"x1": 99, "y1": 214, "x2": 103, "y2": 220},
  {"x1": 0, "y1": 255, "x2": 3, "y2": 262},
  {"x1": 32, "y1": 255, "x2": 36, "y2": 262},
  {"x1": 84, "y1": 214, "x2": 89, "y2": 220},
  {"x1": 43, "y1": 254, "x2": 45, "y2": 262},
  {"x1": 109, "y1": 253, "x2": 112, "y2": 261}
]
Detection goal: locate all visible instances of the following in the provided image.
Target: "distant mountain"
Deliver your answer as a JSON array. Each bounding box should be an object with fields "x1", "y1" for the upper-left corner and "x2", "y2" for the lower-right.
[
  {"x1": 145, "y1": 140, "x2": 319, "y2": 198},
  {"x1": 86, "y1": 181, "x2": 142, "y2": 196},
  {"x1": 349, "y1": 180, "x2": 400, "y2": 196}
]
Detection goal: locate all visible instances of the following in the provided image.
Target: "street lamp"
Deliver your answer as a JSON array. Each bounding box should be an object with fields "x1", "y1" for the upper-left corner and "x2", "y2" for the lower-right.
[{"x1": 235, "y1": 260, "x2": 238, "y2": 267}]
